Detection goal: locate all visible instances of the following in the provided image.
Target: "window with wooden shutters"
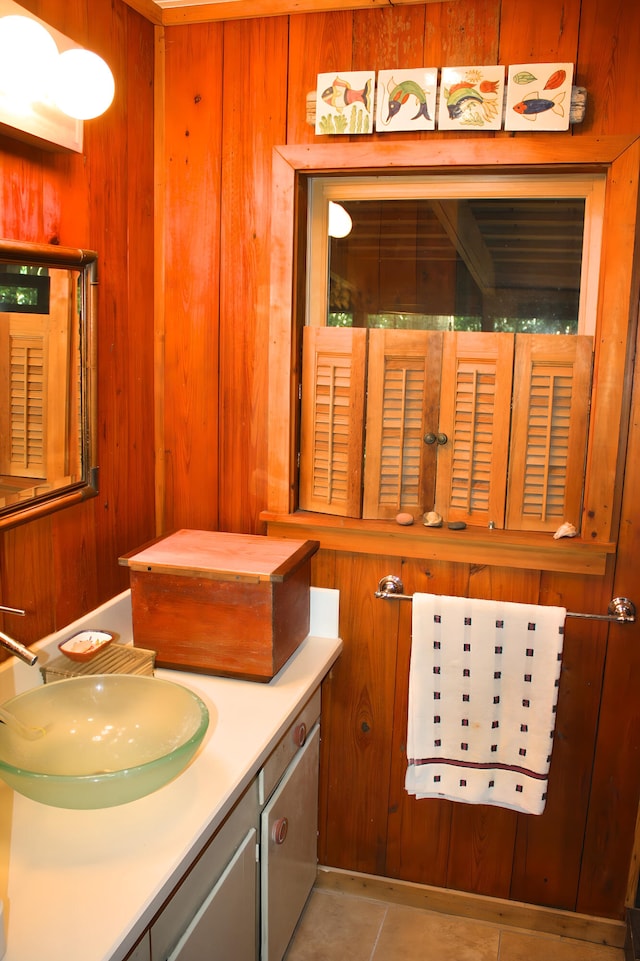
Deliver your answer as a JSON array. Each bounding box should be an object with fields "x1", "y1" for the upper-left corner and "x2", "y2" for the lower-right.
[
  {"x1": 436, "y1": 332, "x2": 514, "y2": 528},
  {"x1": 506, "y1": 335, "x2": 593, "y2": 532},
  {"x1": 299, "y1": 326, "x2": 366, "y2": 517},
  {"x1": 299, "y1": 327, "x2": 593, "y2": 533},
  {"x1": 0, "y1": 322, "x2": 47, "y2": 478},
  {"x1": 362, "y1": 329, "x2": 442, "y2": 519}
]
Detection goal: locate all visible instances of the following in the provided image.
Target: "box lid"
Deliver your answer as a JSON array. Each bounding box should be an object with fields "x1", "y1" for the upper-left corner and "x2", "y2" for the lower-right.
[{"x1": 119, "y1": 530, "x2": 319, "y2": 583}]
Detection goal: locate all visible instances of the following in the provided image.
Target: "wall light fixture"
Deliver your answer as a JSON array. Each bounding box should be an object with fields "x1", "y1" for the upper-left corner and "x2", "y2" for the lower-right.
[{"x1": 0, "y1": 1, "x2": 115, "y2": 150}]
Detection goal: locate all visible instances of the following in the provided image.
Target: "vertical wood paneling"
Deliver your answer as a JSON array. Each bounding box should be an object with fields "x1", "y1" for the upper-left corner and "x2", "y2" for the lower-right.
[
  {"x1": 424, "y1": 0, "x2": 501, "y2": 69},
  {"x1": 577, "y1": 43, "x2": 640, "y2": 887},
  {"x1": 352, "y1": 6, "x2": 426, "y2": 74},
  {"x1": 88, "y1": 0, "x2": 156, "y2": 602},
  {"x1": 0, "y1": 1, "x2": 156, "y2": 642},
  {"x1": 218, "y1": 17, "x2": 289, "y2": 534},
  {"x1": 575, "y1": 0, "x2": 640, "y2": 136},
  {"x1": 161, "y1": 23, "x2": 223, "y2": 533},
  {"x1": 511, "y1": 571, "x2": 612, "y2": 909},
  {"x1": 4, "y1": 0, "x2": 639, "y2": 926},
  {"x1": 287, "y1": 12, "x2": 353, "y2": 144},
  {"x1": 497, "y1": 0, "x2": 580, "y2": 64},
  {"x1": 317, "y1": 551, "x2": 401, "y2": 875},
  {"x1": 157, "y1": 0, "x2": 640, "y2": 923}
]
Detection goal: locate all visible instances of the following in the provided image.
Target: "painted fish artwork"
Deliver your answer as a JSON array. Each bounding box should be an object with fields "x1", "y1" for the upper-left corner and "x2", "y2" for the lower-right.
[
  {"x1": 438, "y1": 66, "x2": 505, "y2": 130},
  {"x1": 315, "y1": 71, "x2": 375, "y2": 135},
  {"x1": 375, "y1": 69, "x2": 437, "y2": 132},
  {"x1": 505, "y1": 63, "x2": 574, "y2": 131}
]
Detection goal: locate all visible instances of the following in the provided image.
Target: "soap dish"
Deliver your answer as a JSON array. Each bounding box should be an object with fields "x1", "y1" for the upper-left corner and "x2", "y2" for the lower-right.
[
  {"x1": 59, "y1": 630, "x2": 113, "y2": 662},
  {"x1": 41, "y1": 643, "x2": 156, "y2": 683}
]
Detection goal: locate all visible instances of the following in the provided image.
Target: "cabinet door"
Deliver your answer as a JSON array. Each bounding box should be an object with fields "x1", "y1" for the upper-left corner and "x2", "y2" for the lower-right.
[
  {"x1": 123, "y1": 933, "x2": 151, "y2": 961},
  {"x1": 167, "y1": 828, "x2": 257, "y2": 961},
  {"x1": 261, "y1": 723, "x2": 320, "y2": 961}
]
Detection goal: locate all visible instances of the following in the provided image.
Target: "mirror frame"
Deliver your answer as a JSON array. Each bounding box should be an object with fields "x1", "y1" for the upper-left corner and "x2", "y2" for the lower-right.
[{"x1": 0, "y1": 238, "x2": 98, "y2": 530}]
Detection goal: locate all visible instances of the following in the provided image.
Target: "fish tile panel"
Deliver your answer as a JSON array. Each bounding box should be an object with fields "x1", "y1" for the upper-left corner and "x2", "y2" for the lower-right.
[
  {"x1": 505, "y1": 63, "x2": 574, "y2": 131},
  {"x1": 375, "y1": 68, "x2": 438, "y2": 132},
  {"x1": 315, "y1": 71, "x2": 376, "y2": 136},
  {"x1": 438, "y1": 66, "x2": 505, "y2": 131}
]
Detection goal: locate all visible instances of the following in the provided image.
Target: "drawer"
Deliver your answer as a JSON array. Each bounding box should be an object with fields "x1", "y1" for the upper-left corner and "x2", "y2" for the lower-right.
[
  {"x1": 151, "y1": 779, "x2": 259, "y2": 961},
  {"x1": 259, "y1": 688, "x2": 321, "y2": 804}
]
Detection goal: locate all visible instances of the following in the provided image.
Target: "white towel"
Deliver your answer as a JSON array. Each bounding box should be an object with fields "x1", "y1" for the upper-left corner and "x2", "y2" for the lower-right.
[{"x1": 405, "y1": 593, "x2": 566, "y2": 816}]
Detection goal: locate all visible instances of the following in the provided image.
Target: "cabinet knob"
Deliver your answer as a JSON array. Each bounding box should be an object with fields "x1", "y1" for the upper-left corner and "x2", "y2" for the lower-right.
[
  {"x1": 293, "y1": 722, "x2": 307, "y2": 747},
  {"x1": 424, "y1": 432, "x2": 448, "y2": 446},
  {"x1": 272, "y1": 817, "x2": 289, "y2": 845}
]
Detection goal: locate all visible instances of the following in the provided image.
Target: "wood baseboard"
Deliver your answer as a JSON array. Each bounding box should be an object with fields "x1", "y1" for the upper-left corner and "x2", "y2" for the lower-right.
[{"x1": 315, "y1": 866, "x2": 626, "y2": 949}]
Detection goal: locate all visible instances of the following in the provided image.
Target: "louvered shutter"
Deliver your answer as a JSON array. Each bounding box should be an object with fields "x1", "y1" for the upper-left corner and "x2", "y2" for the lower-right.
[
  {"x1": 363, "y1": 329, "x2": 442, "y2": 519},
  {"x1": 299, "y1": 326, "x2": 366, "y2": 517},
  {"x1": 1, "y1": 324, "x2": 48, "y2": 478},
  {"x1": 436, "y1": 331, "x2": 514, "y2": 527},
  {"x1": 506, "y1": 335, "x2": 593, "y2": 532}
]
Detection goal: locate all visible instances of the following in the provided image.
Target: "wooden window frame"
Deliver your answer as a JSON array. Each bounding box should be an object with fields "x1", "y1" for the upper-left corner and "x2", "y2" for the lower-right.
[{"x1": 263, "y1": 136, "x2": 640, "y2": 576}]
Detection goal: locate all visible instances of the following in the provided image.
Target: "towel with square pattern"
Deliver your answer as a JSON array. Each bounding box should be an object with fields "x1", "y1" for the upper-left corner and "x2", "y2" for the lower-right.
[{"x1": 405, "y1": 593, "x2": 566, "y2": 815}]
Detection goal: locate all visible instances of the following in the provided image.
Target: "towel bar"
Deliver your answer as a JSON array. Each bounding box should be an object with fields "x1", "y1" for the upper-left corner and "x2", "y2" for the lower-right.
[{"x1": 375, "y1": 575, "x2": 636, "y2": 624}]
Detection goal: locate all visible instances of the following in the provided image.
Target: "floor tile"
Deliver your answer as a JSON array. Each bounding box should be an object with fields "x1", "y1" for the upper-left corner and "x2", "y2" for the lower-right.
[
  {"x1": 371, "y1": 903, "x2": 500, "y2": 961},
  {"x1": 498, "y1": 928, "x2": 624, "y2": 961},
  {"x1": 284, "y1": 889, "x2": 387, "y2": 961}
]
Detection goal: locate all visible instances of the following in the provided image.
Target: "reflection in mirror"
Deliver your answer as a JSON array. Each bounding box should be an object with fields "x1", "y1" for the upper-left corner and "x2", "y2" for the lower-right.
[{"x1": 0, "y1": 240, "x2": 98, "y2": 528}]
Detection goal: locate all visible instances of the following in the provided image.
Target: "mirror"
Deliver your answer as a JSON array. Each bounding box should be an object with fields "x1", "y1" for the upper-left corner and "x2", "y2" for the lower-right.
[{"x1": 0, "y1": 238, "x2": 98, "y2": 529}]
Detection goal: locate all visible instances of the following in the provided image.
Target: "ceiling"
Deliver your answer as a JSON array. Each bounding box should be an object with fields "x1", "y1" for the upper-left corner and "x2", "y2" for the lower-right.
[{"x1": 122, "y1": 0, "x2": 444, "y2": 26}]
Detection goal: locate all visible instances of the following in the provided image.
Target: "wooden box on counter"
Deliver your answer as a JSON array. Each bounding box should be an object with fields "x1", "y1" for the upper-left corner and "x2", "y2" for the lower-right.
[{"x1": 119, "y1": 530, "x2": 319, "y2": 681}]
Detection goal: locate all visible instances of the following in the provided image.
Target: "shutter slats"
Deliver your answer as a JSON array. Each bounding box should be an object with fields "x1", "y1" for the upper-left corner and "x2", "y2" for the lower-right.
[
  {"x1": 363, "y1": 330, "x2": 442, "y2": 519},
  {"x1": 436, "y1": 332, "x2": 514, "y2": 527},
  {"x1": 299, "y1": 326, "x2": 366, "y2": 517},
  {"x1": 10, "y1": 339, "x2": 45, "y2": 473},
  {"x1": 506, "y1": 336, "x2": 593, "y2": 531}
]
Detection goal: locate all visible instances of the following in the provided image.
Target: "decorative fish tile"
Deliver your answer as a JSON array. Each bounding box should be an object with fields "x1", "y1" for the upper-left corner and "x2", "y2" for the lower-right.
[
  {"x1": 375, "y1": 68, "x2": 438, "y2": 132},
  {"x1": 505, "y1": 63, "x2": 574, "y2": 131},
  {"x1": 438, "y1": 66, "x2": 505, "y2": 131},
  {"x1": 315, "y1": 71, "x2": 375, "y2": 135}
]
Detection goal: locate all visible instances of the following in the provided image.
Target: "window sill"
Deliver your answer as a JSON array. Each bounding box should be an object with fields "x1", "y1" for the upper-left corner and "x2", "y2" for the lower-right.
[{"x1": 260, "y1": 511, "x2": 615, "y2": 576}]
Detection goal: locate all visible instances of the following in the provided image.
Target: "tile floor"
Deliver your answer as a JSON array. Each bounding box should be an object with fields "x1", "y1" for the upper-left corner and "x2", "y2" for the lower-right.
[{"x1": 284, "y1": 887, "x2": 625, "y2": 961}]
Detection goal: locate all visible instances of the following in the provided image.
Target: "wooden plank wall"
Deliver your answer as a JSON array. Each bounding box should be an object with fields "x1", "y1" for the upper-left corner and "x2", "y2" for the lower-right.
[
  {"x1": 0, "y1": 0, "x2": 637, "y2": 926},
  {"x1": 0, "y1": 1, "x2": 156, "y2": 643},
  {"x1": 160, "y1": 0, "x2": 640, "y2": 920}
]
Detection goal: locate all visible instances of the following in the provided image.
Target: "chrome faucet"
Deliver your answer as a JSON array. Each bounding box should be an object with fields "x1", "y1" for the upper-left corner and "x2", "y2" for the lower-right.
[
  {"x1": 0, "y1": 606, "x2": 38, "y2": 666},
  {"x1": 0, "y1": 631, "x2": 38, "y2": 666}
]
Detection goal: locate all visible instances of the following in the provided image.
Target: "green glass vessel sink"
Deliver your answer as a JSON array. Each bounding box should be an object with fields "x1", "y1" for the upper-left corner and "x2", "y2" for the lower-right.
[{"x1": 0, "y1": 674, "x2": 209, "y2": 809}]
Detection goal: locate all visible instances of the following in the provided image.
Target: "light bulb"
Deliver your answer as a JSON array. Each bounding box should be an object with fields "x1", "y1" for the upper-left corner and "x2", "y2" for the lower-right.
[
  {"x1": 328, "y1": 202, "x2": 353, "y2": 239},
  {"x1": 53, "y1": 48, "x2": 115, "y2": 120},
  {"x1": 0, "y1": 15, "x2": 59, "y2": 106}
]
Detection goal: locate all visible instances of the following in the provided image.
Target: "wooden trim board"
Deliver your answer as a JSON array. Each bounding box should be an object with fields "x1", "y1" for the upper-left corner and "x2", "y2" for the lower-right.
[{"x1": 315, "y1": 866, "x2": 626, "y2": 948}]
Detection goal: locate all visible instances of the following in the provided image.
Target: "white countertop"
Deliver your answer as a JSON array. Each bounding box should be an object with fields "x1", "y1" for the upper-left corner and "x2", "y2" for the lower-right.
[{"x1": 0, "y1": 588, "x2": 342, "y2": 961}]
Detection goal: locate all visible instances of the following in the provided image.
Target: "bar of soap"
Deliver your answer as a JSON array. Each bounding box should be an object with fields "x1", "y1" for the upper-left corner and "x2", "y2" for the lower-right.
[
  {"x1": 395, "y1": 512, "x2": 414, "y2": 526},
  {"x1": 447, "y1": 521, "x2": 467, "y2": 530}
]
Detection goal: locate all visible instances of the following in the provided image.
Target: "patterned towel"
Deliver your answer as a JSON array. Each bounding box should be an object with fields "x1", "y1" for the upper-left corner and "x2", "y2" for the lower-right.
[{"x1": 405, "y1": 593, "x2": 566, "y2": 815}]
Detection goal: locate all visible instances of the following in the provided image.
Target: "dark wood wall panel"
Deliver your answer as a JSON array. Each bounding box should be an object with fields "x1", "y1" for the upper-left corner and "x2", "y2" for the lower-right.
[
  {"x1": 158, "y1": 0, "x2": 640, "y2": 920},
  {"x1": 217, "y1": 17, "x2": 289, "y2": 534},
  {"x1": 2, "y1": 0, "x2": 638, "y2": 926},
  {"x1": 161, "y1": 23, "x2": 223, "y2": 533},
  {"x1": 0, "y1": 1, "x2": 156, "y2": 644}
]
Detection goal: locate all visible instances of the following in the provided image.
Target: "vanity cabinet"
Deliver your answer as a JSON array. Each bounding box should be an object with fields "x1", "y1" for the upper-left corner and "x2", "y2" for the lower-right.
[
  {"x1": 122, "y1": 935, "x2": 151, "y2": 961},
  {"x1": 141, "y1": 688, "x2": 322, "y2": 961},
  {"x1": 150, "y1": 781, "x2": 259, "y2": 961}
]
